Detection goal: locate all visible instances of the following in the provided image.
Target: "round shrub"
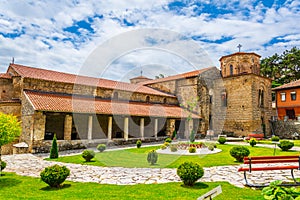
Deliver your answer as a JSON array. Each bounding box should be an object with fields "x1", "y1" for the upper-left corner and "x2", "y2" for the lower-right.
[
  {"x1": 218, "y1": 137, "x2": 226, "y2": 144},
  {"x1": 97, "y1": 144, "x2": 106, "y2": 152},
  {"x1": 208, "y1": 144, "x2": 214, "y2": 151},
  {"x1": 147, "y1": 150, "x2": 158, "y2": 165},
  {"x1": 82, "y1": 150, "x2": 95, "y2": 162},
  {"x1": 249, "y1": 138, "x2": 257, "y2": 147},
  {"x1": 278, "y1": 140, "x2": 294, "y2": 151},
  {"x1": 1, "y1": 161, "x2": 6, "y2": 171},
  {"x1": 164, "y1": 142, "x2": 170, "y2": 147},
  {"x1": 230, "y1": 146, "x2": 250, "y2": 162},
  {"x1": 177, "y1": 162, "x2": 204, "y2": 186},
  {"x1": 170, "y1": 145, "x2": 178, "y2": 152},
  {"x1": 271, "y1": 136, "x2": 280, "y2": 142},
  {"x1": 165, "y1": 137, "x2": 172, "y2": 143},
  {"x1": 161, "y1": 144, "x2": 167, "y2": 150},
  {"x1": 189, "y1": 147, "x2": 196, "y2": 153},
  {"x1": 40, "y1": 164, "x2": 70, "y2": 188},
  {"x1": 136, "y1": 140, "x2": 142, "y2": 148}
]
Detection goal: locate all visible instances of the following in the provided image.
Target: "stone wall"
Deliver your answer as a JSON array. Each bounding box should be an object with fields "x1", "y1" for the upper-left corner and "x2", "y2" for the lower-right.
[
  {"x1": 0, "y1": 78, "x2": 13, "y2": 100},
  {"x1": 222, "y1": 74, "x2": 272, "y2": 136}
]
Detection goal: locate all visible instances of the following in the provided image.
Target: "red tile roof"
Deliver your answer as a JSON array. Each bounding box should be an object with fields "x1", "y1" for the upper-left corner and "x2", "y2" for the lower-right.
[
  {"x1": 140, "y1": 67, "x2": 215, "y2": 85},
  {"x1": 9, "y1": 64, "x2": 175, "y2": 97},
  {"x1": 273, "y1": 80, "x2": 300, "y2": 90},
  {"x1": 24, "y1": 90, "x2": 200, "y2": 119},
  {"x1": 219, "y1": 52, "x2": 261, "y2": 61},
  {"x1": 0, "y1": 73, "x2": 12, "y2": 79}
]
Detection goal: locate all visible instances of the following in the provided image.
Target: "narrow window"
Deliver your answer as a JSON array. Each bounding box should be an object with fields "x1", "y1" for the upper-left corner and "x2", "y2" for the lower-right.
[
  {"x1": 229, "y1": 65, "x2": 233, "y2": 76},
  {"x1": 291, "y1": 91, "x2": 296, "y2": 101},
  {"x1": 146, "y1": 96, "x2": 150, "y2": 103},
  {"x1": 221, "y1": 91, "x2": 227, "y2": 107},
  {"x1": 163, "y1": 98, "x2": 167, "y2": 104},
  {"x1": 209, "y1": 95, "x2": 213, "y2": 104},
  {"x1": 113, "y1": 92, "x2": 118, "y2": 99},
  {"x1": 280, "y1": 92, "x2": 286, "y2": 102},
  {"x1": 260, "y1": 90, "x2": 264, "y2": 107}
]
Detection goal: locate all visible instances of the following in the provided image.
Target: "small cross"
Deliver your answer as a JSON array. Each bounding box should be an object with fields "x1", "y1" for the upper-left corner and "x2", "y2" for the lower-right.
[
  {"x1": 237, "y1": 44, "x2": 242, "y2": 52},
  {"x1": 140, "y1": 70, "x2": 143, "y2": 76}
]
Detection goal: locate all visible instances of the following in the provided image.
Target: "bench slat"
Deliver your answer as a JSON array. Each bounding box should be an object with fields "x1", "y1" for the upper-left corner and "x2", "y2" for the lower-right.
[
  {"x1": 244, "y1": 155, "x2": 300, "y2": 161},
  {"x1": 244, "y1": 159, "x2": 299, "y2": 164},
  {"x1": 238, "y1": 165, "x2": 299, "y2": 172}
]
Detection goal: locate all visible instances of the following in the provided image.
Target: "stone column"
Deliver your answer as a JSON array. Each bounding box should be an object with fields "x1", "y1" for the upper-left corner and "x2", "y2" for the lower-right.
[
  {"x1": 154, "y1": 118, "x2": 158, "y2": 139},
  {"x1": 107, "y1": 116, "x2": 112, "y2": 140},
  {"x1": 64, "y1": 115, "x2": 72, "y2": 140},
  {"x1": 88, "y1": 115, "x2": 93, "y2": 141},
  {"x1": 124, "y1": 117, "x2": 129, "y2": 141},
  {"x1": 140, "y1": 118, "x2": 144, "y2": 140}
]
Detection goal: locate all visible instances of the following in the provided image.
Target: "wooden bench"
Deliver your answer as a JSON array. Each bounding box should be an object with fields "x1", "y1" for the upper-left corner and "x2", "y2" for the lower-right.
[{"x1": 238, "y1": 155, "x2": 300, "y2": 187}]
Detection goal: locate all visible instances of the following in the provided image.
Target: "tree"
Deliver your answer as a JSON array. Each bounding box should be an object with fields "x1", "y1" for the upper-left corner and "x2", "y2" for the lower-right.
[
  {"x1": 260, "y1": 47, "x2": 300, "y2": 86},
  {"x1": 49, "y1": 134, "x2": 58, "y2": 159},
  {"x1": 0, "y1": 112, "x2": 21, "y2": 175},
  {"x1": 155, "y1": 74, "x2": 165, "y2": 79}
]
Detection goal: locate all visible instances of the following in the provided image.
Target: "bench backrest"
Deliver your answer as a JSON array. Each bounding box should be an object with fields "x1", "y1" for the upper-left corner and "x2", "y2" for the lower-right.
[{"x1": 244, "y1": 155, "x2": 300, "y2": 164}]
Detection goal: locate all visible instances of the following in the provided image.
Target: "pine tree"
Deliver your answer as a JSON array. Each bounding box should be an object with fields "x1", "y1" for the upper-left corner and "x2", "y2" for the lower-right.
[{"x1": 49, "y1": 134, "x2": 58, "y2": 159}]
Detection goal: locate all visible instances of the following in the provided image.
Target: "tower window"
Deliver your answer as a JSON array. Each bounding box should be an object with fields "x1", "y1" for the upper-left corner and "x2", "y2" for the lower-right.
[
  {"x1": 221, "y1": 91, "x2": 227, "y2": 107},
  {"x1": 229, "y1": 65, "x2": 233, "y2": 76}
]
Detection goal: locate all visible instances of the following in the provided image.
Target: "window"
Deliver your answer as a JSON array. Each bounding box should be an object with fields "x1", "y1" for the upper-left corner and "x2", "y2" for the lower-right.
[
  {"x1": 280, "y1": 93, "x2": 286, "y2": 101},
  {"x1": 221, "y1": 91, "x2": 227, "y2": 107},
  {"x1": 163, "y1": 98, "x2": 167, "y2": 104},
  {"x1": 229, "y1": 65, "x2": 233, "y2": 76},
  {"x1": 258, "y1": 89, "x2": 264, "y2": 107},
  {"x1": 113, "y1": 92, "x2": 119, "y2": 99},
  {"x1": 291, "y1": 91, "x2": 296, "y2": 101},
  {"x1": 146, "y1": 96, "x2": 150, "y2": 103},
  {"x1": 209, "y1": 95, "x2": 213, "y2": 104}
]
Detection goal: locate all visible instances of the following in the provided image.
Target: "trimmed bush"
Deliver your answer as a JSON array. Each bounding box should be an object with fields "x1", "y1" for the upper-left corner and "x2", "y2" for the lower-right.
[
  {"x1": 147, "y1": 150, "x2": 158, "y2": 165},
  {"x1": 97, "y1": 144, "x2": 106, "y2": 152},
  {"x1": 1, "y1": 161, "x2": 6, "y2": 171},
  {"x1": 161, "y1": 144, "x2": 167, "y2": 150},
  {"x1": 49, "y1": 134, "x2": 58, "y2": 159},
  {"x1": 177, "y1": 162, "x2": 204, "y2": 186},
  {"x1": 208, "y1": 144, "x2": 214, "y2": 151},
  {"x1": 249, "y1": 138, "x2": 257, "y2": 147},
  {"x1": 40, "y1": 164, "x2": 70, "y2": 188},
  {"x1": 230, "y1": 146, "x2": 250, "y2": 162},
  {"x1": 218, "y1": 137, "x2": 226, "y2": 144},
  {"x1": 82, "y1": 150, "x2": 95, "y2": 162},
  {"x1": 165, "y1": 137, "x2": 172, "y2": 143},
  {"x1": 189, "y1": 147, "x2": 196, "y2": 153},
  {"x1": 170, "y1": 145, "x2": 178, "y2": 152},
  {"x1": 271, "y1": 136, "x2": 280, "y2": 142},
  {"x1": 136, "y1": 140, "x2": 142, "y2": 148},
  {"x1": 278, "y1": 140, "x2": 294, "y2": 151},
  {"x1": 189, "y1": 130, "x2": 195, "y2": 143},
  {"x1": 163, "y1": 142, "x2": 170, "y2": 147}
]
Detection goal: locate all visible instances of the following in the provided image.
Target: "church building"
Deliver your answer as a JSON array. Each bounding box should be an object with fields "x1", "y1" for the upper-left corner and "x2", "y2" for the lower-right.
[{"x1": 0, "y1": 51, "x2": 272, "y2": 154}]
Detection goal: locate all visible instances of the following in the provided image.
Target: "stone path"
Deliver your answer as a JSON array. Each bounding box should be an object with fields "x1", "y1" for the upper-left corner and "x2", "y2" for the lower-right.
[{"x1": 2, "y1": 142, "x2": 300, "y2": 188}]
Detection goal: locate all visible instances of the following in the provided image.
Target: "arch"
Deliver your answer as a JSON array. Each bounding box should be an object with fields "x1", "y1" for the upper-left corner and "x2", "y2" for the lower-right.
[
  {"x1": 113, "y1": 92, "x2": 119, "y2": 100},
  {"x1": 146, "y1": 96, "x2": 150, "y2": 103}
]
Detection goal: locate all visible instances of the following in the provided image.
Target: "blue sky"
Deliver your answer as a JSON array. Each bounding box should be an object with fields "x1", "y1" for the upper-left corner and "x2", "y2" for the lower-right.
[{"x1": 0, "y1": 0, "x2": 299, "y2": 81}]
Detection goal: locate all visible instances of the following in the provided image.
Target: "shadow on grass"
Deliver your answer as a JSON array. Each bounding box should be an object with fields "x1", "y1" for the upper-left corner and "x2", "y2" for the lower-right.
[
  {"x1": 40, "y1": 183, "x2": 71, "y2": 191},
  {"x1": 180, "y1": 182, "x2": 209, "y2": 190},
  {"x1": 0, "y1": 175, "x2": 22, "y2": 188}
]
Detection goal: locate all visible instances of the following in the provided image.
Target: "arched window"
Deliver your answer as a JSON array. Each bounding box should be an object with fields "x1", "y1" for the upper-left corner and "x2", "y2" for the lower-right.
[
  {"x1": 258, "y1": 89, "x2": 264, "y2": 107},
  {"x1": 221, "y1": 90, "x2": 227, "y2": 107},
  {"x1": 229, "y1": 65, "x2": 233, "y2": 76},
  {"x1": 146, "y1": 96, "x2": 150, "y2": 103},
  {"x1": 113, "y1": 92, "x2": 118, "y2": 100},
  {"x1": 163, "y1": 98, "x2": 167, "y2": 104}
]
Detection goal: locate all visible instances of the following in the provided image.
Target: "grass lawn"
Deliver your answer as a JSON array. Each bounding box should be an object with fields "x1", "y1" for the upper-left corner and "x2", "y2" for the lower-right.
[
  {"x1": 258, "y1": 139, "x2": 300, "y2": 146},
  {"x1": 48, "y1": 144, "x2": 300, "y2": 168},
  {"x1": 0, "y1": 172, "x2": 264, "y2": 200}
]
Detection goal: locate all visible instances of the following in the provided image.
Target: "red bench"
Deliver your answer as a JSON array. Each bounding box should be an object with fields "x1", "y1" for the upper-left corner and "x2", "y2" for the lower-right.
[{"x1": 238, "y1": 155, "x2": 300, "y2": 187}]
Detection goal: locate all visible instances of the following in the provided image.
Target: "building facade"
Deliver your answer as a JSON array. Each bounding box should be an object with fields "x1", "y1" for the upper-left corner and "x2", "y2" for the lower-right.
[
  {"x1": 0, "y1": 51, "x2": 273, "y2": 154},
  {"x1": 273, "y1": 80, "x2": 300, "y2": 120}
]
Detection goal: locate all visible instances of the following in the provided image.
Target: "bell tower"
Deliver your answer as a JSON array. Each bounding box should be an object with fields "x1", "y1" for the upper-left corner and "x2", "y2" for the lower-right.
[{"x1": 219, "y1": 52, "x2": 261, "y2": 78}]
